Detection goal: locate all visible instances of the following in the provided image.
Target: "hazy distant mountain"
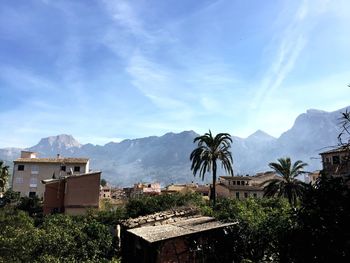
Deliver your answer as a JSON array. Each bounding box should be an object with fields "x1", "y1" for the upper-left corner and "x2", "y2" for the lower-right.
[
  {"x1": 29, "y1": 134, "x2": 82, "y2": 155},
  {"x1": 0, "y1": 106, "x2": 348, "y2": 186}
]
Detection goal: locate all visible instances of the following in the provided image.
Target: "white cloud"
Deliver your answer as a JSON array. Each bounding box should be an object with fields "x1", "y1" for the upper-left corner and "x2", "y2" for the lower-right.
[{"x1": 251, "y1": 0, "x2": 332, "y2": 110}]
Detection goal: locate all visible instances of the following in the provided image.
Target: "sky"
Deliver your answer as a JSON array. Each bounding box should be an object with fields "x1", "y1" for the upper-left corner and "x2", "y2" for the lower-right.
[{"x1": 1, "y1": 0, "x2": 350, "y2": 148}]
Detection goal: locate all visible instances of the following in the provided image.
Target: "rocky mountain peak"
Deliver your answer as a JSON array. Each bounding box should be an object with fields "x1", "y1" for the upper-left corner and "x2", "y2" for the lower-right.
[{"x1": 246, "y1": 130, "x2": 276, "y2": 142}]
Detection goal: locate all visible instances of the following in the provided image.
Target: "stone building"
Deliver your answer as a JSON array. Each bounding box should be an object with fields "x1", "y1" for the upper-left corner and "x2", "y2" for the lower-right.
[
  {"x1": 120, "y1": 208, "x2": 236, "y2": 263},
  {"x1": 320, "y1": 146, "x2": 350, "y2": 178}
]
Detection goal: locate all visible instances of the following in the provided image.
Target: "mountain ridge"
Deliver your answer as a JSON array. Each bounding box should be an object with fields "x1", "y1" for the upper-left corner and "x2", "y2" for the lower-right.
[{"x1": 1, "y1": 106, "x2": 349, "y2": 186}]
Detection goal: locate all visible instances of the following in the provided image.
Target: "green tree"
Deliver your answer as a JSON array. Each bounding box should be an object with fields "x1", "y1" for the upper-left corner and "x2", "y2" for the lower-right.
[
  {"x1": 190, "y1": 130, "x2": 233, "y2": 205},
  {"x1": 100, "y1": 178, "x2": 107, "y2": 187},
  {"x1": 289, "y1": 175, "x2": 350, "y2": 263},
  {"x1": 212, "y1": 198, "x2": 292, "y2": 262},
  {"x1": 0, "y1": 207, "x2": 41, "y2": 262},
  {"x1": 0, "y1": 160, "x2": 10, "y2": 193},
  {"x1": 263, "y1": 157, "x2": 308, "y2": 206}
]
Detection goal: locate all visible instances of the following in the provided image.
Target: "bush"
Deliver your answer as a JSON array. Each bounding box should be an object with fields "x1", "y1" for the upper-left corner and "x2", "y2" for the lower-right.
[{"x1": 212, "y1": 197, "x2": 293, "y2": 262}]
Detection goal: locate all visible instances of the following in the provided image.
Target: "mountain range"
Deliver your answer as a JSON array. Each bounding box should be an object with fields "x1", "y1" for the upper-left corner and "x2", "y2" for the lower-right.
[{"x1": 1, "y1": 106, "x2": 348, "y2": 186}]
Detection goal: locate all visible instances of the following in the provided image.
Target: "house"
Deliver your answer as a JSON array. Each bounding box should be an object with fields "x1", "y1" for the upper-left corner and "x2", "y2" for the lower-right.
[
  {"x1": 100, "y1": 185, "x2": 112, "y2": 199},
  {"x1": 305, "y1": 170, "x2": 321, "y2": 184},
  {"x1": 320, "y1": 146, "x2": 350, "y2": 178},
  {"x1": 216, "y1": 172, "x2": 281, "y2": 199},
  {"x1": 41, "y1": 171, "x2": 101, "y2": 215},
  {"x1": 120, "y1": 208, "x2": 236, "y2": 263},
  {"x1": 131, "y1": 182, "x2": 161, "y2": 198},
  {"x1": 163, "y1": 183, "x2": 210, "y2": 198},
  {"x1": 12, "y1": 151, "x2": 89, "y2": 198}
]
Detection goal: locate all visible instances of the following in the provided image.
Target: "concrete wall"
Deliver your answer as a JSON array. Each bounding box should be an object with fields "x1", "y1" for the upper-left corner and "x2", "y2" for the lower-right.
[
  {"x1": 43, "y1": 181, "x2": 65, "y2": 214},
  {"x1": 64, "y1": 172, "x2": 100, "y2": 214}
]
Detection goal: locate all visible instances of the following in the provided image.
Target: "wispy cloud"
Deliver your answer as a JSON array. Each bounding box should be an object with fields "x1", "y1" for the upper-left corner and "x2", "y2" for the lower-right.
[{"x1": 251, "y1": 0, "x2": 332, "y2": 109}]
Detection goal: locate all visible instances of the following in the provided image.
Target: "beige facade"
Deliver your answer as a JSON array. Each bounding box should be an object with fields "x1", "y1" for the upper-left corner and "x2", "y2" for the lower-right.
[
  {"x1": 12, "y1": 151, "x2": 89, "y2": 198},
  {"x1": 131, "y1": 182, "x2": 161, "y2": 197},
  {"x1": 216, "y1": 172, "x2": 281, "y2": 199},
  {"x1": 100, "y1": 185, "x2": 112, "y2": 199},
  {"x1": 305, "y1": 170, "x2": 321, "y2": 184}
]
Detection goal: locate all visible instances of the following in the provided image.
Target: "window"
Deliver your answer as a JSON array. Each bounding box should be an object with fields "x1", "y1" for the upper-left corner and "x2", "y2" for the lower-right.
[
  {"x1": 253, "y1": 193, "x2": 257, "y2": 198},
  {"x1": 61, "y1": 165, "x2": 66, "y2": 171},
  {"x1": 18, "y1": 165, "x2": 25, "y2": 171},
  {"x1": 74, "y1": 166, "x2": 80, "y2": 172},
  {"x1": 241, "y1": 181, "x2": 245, "y2": 185},
  {"x1": 237, "y1": 181, "x2": 241, "y2": 185},
  {"x1": 29, "y1": 192, "x2": 36, "y2": 198},
  {"x1": 31, "y1": 165, "x2": 39, "y2": 174},
  {"x1": 244, "y1": 192, "x2": 248, "y2": 198},
  {"x1": 332, "y1": 155, "x2": 340, "y2": 165},
  {"x1": 232, "y1": 181, "x2": 236, "y2": 185},
  {"x1": 30, "y1": 177, "x2": 37, "y2": 187},
  {"x1": 15, "y1": 177, "x2": 23, "y2": 184},
  {"x1": 236, "y1": 192, "x2": 240, "y2": 199}
]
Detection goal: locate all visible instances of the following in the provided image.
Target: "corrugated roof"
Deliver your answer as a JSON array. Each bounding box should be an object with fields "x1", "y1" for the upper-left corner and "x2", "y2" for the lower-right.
[
  {"x1": 14, "y1": 157, "x2": 89, "y2": 164},
  {"x1": 127, "y1": 216, "x2": 237, "y2": 243}
]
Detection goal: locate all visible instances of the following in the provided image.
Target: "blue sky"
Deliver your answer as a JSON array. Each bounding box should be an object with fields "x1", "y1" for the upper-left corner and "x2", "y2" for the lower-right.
[{"x1": 1, "y1": 0, "x2": 350, "y2": 147}]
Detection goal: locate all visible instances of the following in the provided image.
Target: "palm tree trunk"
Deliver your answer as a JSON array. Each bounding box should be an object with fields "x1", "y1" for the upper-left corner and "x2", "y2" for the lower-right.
[{"x1": 212, "y1": 160, "x2": 217, "y2": 206}]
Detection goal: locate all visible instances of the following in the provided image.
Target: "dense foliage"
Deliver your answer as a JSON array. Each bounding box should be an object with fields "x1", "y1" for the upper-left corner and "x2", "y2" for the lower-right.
[
  {"x1": 1, "y1": 176, "x2": 349, "y2": 262},
  {"x1": 211, "y1": 197, "x2": 293, "y2": 262}
]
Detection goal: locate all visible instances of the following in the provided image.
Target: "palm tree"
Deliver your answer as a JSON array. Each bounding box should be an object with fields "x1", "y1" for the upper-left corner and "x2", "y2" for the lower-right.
[
  {"x1": 263, "y1": 157, "x2": 307, "y2": 206},
  {"x1": 0, "y1": 160, "x2": 10, "y2": 193},
  {"x1": 190, "y1": 130, "x2": 234, "y2": 205}
]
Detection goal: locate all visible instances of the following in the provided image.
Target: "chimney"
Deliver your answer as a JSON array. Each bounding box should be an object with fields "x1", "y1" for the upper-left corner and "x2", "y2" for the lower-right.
[{"x1": 21, "y1": 151, "x2": 37, "y2": 159}]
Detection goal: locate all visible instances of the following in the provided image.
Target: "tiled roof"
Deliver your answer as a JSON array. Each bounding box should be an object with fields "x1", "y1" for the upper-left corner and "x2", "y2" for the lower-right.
[
  {"x1": 126, "y1": 214, "x2": 237, "y2": 243},
  {"x1": 14, "y1": 157, "x2": 89, "y2": 164}
]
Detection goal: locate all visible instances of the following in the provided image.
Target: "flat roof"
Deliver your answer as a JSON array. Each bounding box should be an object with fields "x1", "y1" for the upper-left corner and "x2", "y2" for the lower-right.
[
  {"x1": 14, "y1": 157, "x2": 89, "y2": 164},
  {"x1": 41, "y1": 171, "x2": 101, "y2": 184},
  {"x1": 220, "y1": 176, "x2": 252, "y2": 180},
  {"x1": 127, "y1": 216, "x2": 237, "y2": 243},
  {"x1": 320, "y1": 146, "x2": 350, "y2": 155}
]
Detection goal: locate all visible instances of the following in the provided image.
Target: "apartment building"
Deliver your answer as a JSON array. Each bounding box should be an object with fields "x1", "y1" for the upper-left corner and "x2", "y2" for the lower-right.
[
  {"x1": 216, "y1": 172, "x2": 281, "y2": 199},
  {"x1": 12, "y1": 151, "x2": 89, "y2": 198}
]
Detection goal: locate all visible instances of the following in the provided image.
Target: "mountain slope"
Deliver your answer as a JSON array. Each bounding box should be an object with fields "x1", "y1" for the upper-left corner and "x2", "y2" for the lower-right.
[{"x1": 0, "y1": 106, "x2": 348, "y2": 186}]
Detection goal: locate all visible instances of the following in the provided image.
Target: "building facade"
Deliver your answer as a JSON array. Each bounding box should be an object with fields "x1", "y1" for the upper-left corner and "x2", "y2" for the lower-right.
[
  {"x1": 12, "y1": 151, "x2": 89, "y2": 198},
  {"x1": 320, "y1": 146, "x2": 350, "y2": 178},
  {"x1": 216, "y1": 172, "x2": 281, "y2": 199}
]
